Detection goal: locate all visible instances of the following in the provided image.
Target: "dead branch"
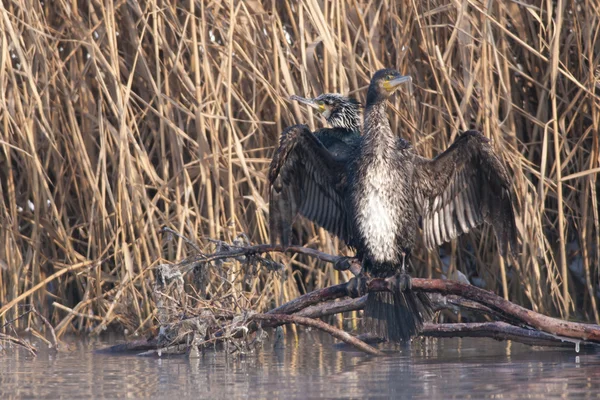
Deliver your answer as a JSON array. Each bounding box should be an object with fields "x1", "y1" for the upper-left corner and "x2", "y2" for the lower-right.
[
  {"x1": 270, "y1": 297, "x2": 593, "y2": 349},
  {"x1": 94, "y1": 338, "x2": 158, "y2": 354},
  {"x1": 176, "y1": 243, "x2": 342, "y2": 272},
  {"x1": 409, "y1": 279, "x2": 600, "y2": 343},
  {"x1": 269, "y1": 282, "x2": 349, "y2": 315},
  {"x1": 251, "y1": 314, "x2": 384, "y2": 356},
  {"x1": 295, "y1": 297, "x2": 366, "y2": 319},
  {"x1": 421, "y1": 322, "x2": 588, "y2": 349},
  {"x1": 97, "y1": 241, "x2": 600, "y2": 356},
  {"x1": 266, "y1": 275, "x2": 600, "y2": 345}
]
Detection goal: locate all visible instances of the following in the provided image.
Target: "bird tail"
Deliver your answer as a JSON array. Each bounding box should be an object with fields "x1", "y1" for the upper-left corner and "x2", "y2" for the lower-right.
[{"x1": 363, "y1": 289, "x2": 433, "y2": 342}]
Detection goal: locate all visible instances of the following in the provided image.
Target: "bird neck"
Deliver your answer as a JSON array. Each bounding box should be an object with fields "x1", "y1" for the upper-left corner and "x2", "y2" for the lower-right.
[
  {"x1": 363, "y1": 100, "x2": 396, "y2": 155},
  {"x1": 328, "y1": 110, "x2": 360, "y2": 133}
]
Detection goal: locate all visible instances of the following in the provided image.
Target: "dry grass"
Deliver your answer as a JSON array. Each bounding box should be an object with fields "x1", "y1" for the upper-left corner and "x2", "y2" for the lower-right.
[{"x1": 0, "y1": 0, "x2": 599, "y2": 337}]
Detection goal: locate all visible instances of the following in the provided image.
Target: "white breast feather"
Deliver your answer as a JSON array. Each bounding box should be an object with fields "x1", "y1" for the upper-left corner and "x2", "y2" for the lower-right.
[{"x1": 357, "y1": 158, "x2": 399, "y2": 263}]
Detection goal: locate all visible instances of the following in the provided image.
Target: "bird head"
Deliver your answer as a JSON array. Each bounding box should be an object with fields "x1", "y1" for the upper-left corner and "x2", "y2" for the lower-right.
[
  {"x1": 290, "y1": 93, "x2": 361, "y2": 131},
  {"x1": 366, "y1": 69, "x2": 411, "y2": 105}
]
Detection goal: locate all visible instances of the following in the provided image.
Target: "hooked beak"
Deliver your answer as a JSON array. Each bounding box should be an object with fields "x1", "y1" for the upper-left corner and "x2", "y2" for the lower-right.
[
  {"x1": 384, "y1": 75, "x2": 412, "y2": 91},
  {"x1": 290, "y1": 95, "x2": 322, "y2": 111}
]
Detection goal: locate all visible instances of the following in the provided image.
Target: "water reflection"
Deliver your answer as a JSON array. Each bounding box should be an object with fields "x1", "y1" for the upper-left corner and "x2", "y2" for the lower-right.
[{"x1": 1, "y1": 332, "x2": 599, "y2": 399}]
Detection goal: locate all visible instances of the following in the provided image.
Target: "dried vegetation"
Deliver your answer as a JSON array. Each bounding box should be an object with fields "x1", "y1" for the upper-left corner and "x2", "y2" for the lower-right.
[{"x1": 0, "y1": 0, "x2": 599, "y2": 340}]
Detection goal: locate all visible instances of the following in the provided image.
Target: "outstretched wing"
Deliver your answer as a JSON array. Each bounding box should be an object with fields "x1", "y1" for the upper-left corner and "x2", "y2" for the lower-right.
[
  {"x1": 412, "y1": 130, "x2": 518, "y2": 257},
  {"x1": 268, "y1": 124, "x2": 352, "y2": 246}
]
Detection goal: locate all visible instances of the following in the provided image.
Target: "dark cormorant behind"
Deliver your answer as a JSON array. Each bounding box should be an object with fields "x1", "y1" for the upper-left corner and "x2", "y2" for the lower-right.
[
  {"x1": 289, "y1": 93, "x2": 361, "y2": 158},
  {"x1": 269, "y1": 70, "x2": 518, "y2": 342},
  {"x1": 269, "y1": 94, "x2": 361, "y2": 245}
]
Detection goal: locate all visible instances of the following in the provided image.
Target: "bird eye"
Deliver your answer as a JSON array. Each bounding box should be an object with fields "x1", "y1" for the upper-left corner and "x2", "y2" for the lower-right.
[
  {"x1": 386, "y1": 74, "x2": 394, "y2": 80},
  {"x1": 317, "y1": 100, "x2": 325, "y2": 106}
]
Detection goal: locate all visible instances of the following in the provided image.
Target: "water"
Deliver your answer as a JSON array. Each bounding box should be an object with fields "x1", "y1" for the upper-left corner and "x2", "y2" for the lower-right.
[{"x1": 1, "y1": 332, "x2": 599, "y2": 399}]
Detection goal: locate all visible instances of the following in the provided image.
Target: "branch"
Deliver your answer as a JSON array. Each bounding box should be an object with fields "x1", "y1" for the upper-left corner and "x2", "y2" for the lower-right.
[
  {"x1": 98, "y1": 240, "x2": 600, "y2": 355},
  {"x1": 295, "y1": 297, "x2": 366, "y2": 319},
  {"x1": 268, "y1": 283, "x2": 348, "y2": 315},
  {"x1": 173, "y1": 238, "x2": 599, "y2": 344},
  {"x1": 268, "y1": 276, "x2": 600, "y2": 344},
  {"x1": 410, "y1": 278, "x2": 600, "y2": 343},
  {"x1": 272, "y1": 297, "x2": 591, "y2": 349},
  {"x1": 251, "y1": 313, "x2": 384, "y2": 356},
  {"x1": 179, "y1": 243, "x2": 341, "y2": 269},
  {"x1": 422, "y1": 322, "x2": 588, "y2": 349}
]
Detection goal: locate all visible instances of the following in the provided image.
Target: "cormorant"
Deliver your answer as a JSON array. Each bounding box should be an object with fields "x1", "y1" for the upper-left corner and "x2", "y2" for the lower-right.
[
  {"x1": 269, "y1": 94, "x2": 361, "y2": 245},
  {"x1": 269, "y1": 69, "x2": 518, "y2": 342}
]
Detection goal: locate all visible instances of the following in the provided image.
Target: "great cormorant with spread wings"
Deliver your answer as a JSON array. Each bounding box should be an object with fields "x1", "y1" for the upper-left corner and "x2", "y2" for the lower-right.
[{"x1": 269, "y1": 70, "x2": 518, "y2": 341}]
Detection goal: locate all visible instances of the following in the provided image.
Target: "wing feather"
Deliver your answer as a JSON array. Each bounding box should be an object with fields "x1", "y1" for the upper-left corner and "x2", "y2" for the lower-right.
[
  {"x1": 269, "y1": 124, "x2": 353, "y2": 246},
  {"x1": 413, "y1": 130, "x2": 518, "y2": 257}
]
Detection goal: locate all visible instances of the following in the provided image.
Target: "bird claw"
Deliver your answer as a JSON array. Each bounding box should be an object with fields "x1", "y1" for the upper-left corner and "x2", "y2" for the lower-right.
[{"x1": 346, "y1": 274, "x2": 369, "y2": 298}]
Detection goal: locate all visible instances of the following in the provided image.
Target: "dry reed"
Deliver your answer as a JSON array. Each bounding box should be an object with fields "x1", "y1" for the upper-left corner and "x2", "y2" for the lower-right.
[{"x1": 0, "y1": 0, "x2": 599, "y2": 337}]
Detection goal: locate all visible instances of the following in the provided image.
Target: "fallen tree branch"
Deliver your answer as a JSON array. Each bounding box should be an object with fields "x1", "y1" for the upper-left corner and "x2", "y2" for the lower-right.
[
  {"x1": 295, "y1": 297, "x2": 366, "y2": 319},
  {"x1": 251, "y1": 313, "x2": 384, "y2": 356},
  {"x1": 269, "y1": 283, "x2": 349, "y2": 315},
  {"x1": 410, "y1": 279, "x2": 600, "y2": 343},
  {"x1": 167, "y1": 237, "x2": 599, "y2": 345},
  {"x1": 271, "y1": 297, "x2": 594, "y2": 349},
  {"x1": 267, "y1": 275, "x2": 600, "y2": 344},
  {"x1": 98, "y1": 240, "x2": 600, "y2": 356},
  {"x1": 421, "y1": 322, "x2": 589, "y2": 349}
]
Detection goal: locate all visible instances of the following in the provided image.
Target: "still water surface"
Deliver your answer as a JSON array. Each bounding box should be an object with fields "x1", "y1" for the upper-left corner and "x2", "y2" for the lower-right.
[{"x1": 1, "y1": 332, "x2": 599, "y2": 399}]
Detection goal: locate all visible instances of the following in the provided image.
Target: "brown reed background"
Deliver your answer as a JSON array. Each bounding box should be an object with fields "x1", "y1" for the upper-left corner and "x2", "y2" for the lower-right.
[{"x1": 0, "y1": 0, "x2": 599, "y2": 337}]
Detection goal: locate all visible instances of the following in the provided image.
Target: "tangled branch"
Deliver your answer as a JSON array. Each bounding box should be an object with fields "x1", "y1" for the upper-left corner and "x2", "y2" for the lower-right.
[{"x1": 100, "y1": 239, "x2": 600, "y2": 356}]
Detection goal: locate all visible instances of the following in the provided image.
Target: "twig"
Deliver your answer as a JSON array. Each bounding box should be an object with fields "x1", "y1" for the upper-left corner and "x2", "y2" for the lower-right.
[
  {"x1": 178, "y1": 243, "x2": 341, "y2": 272},
  {"x1": 1, "y1": 308, "x2": 34, "y2": 329},
  {"x1": 251, "y1": 313, "x2": 384, "y2": 356},
  {"x1": 31, "y1": 307, "x2": 59, "y2": 350},
  {"x1": 0, "y1": 333, "x2": 37, "y2": 357}
]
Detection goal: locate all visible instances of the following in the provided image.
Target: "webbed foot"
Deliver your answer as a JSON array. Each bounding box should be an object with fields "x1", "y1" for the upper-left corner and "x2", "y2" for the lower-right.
[
  {"x1": 333, "y1": 257, "x2": 352, "y2": 271},
  {"x1": 333, "y1": 257, "x2": 362, "y2": 276}
]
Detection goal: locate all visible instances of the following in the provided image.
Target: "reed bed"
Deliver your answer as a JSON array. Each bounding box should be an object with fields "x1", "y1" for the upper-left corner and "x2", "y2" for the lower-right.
[{"x1": 0, "y1": 0, "x2": 599, "y2": 338}]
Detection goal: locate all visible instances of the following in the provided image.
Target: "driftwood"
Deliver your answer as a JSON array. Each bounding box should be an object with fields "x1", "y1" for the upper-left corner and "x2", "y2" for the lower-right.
[{"x1": 99, "y1": 239, "x2": 600, "y2": 356}]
